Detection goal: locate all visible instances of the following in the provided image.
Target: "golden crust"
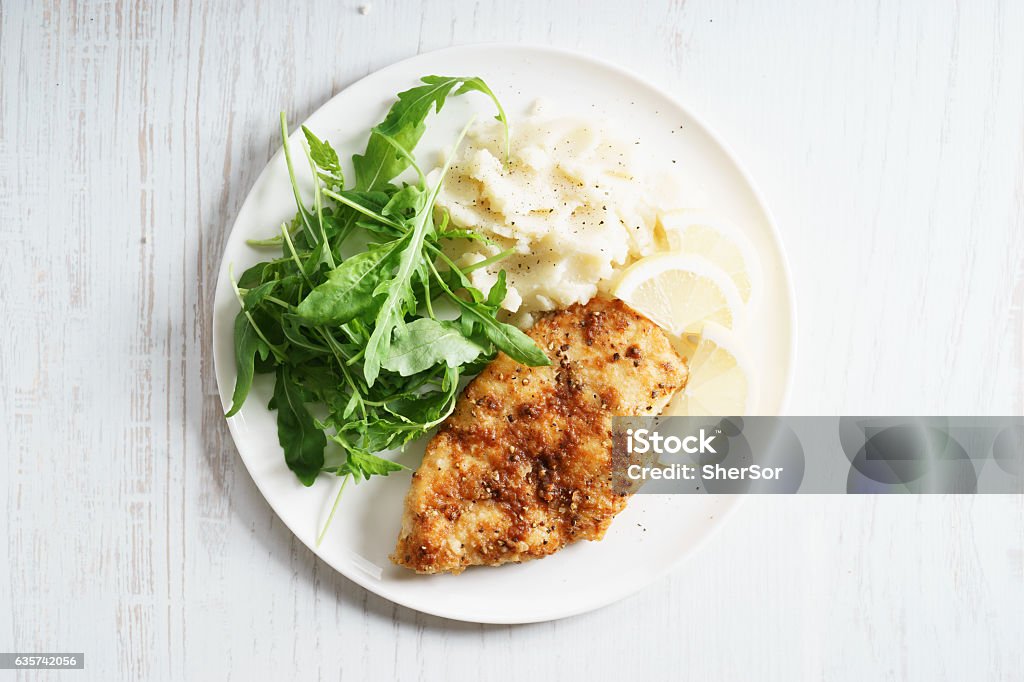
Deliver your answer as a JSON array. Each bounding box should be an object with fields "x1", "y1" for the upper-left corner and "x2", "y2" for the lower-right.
[{"x1": 391, "y1": 297, "x2": 688, "y2": 574}]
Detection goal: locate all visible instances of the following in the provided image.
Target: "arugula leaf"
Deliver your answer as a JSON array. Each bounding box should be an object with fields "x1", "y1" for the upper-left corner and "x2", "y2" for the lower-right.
[
  {"x1": 462, "y1": 305, "x2": 551, "y2": 367},
  {"x1": 295, "y1": 243, "x2": 396, "y2": 325},
  {"x1": 436, "y1": 227, "x2": 496, "y2": 246},
  {"x1": 383, "y1": 368, "x2": 461, "y2": 427},
  {"x1": 382, "y1": 184, "x2": 426, "y2": 219},
  {"x1": 486, "y1": 270, "x2": 508, "y2": 308},
  {"x1": 270, "y1": 366, "x2": 326, "y2": 486},
  {"x1": 226, "y1": 280, "x2": 278, "y2": 417},
  {"x1": 331, "y1": 189, "x2": 392, "y2": 215},
  {"x1": 360, "y1": 231, "x2": 427, "y2": 386},
  {"x1": 452, "y1": 76, "x2": 509, "y2": 160},
  {"x1": 383, "y1": 318, "x2": 487, "y2": 376},
  {"x1": 281, "y1": 317, "x2": 328, "y2": 353},
  {"x1": 363, "y1": 114, "x2": 488, "y2": 385},
  {"x1": 301, "y1": 126, "x2": 343, "y2": 186},
  {"x1": 335, "y1": 450, "x2": 406, "y2": 482},
  {"x1": 227, "y1": 309, "x2": 269, "y2": 417},
  {"x1": 353, "y1": 75, "x2": 508, "y2": 191},
  {"x1": 425, "y1": 256, "x2": 550, "y2": 369},
  {"x1": 331, "y1": 417, "x2": 405, "y2": 453},
  {"x1": 237, "y1": 261, "x2": 277, "y2": 289}
]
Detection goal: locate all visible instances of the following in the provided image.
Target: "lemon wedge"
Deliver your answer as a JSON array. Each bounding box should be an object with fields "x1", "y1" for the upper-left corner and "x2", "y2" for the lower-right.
[
  {"x1": 668, "y1": 322, "x2": 753, "y2": 416},
  {"x1": 657, "y1": 210, "x2": 759, "y2": 304},
  {"x1": 612, "y1": 253, "x2": 744, "y2": 334}
]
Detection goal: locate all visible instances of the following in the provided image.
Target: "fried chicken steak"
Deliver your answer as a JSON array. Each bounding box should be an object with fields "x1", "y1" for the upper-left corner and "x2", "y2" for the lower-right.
[{"x1": 392, "y1": 297, "x2": 687, "y2": 574}]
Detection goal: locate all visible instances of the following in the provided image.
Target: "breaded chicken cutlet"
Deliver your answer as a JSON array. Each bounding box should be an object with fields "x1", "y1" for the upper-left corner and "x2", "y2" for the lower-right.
[{"x1": 391, "y1": 297, "x2": 687, "y2": 574}]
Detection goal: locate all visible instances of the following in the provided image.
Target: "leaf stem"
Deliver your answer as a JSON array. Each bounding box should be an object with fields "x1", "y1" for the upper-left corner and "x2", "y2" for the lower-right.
[
  {"x1": 322, "y1": 188, "x2": 405, "y2": 230},
  {"x1": 423, "y1": 275, "x2": 435, "y2": 319},
  {"x1": 281, "y1": 223, "x2": 315, "y2": 289},
  {"x1": 319, "y1": 328, "x2": 367, "y2": 420},
  {"x1": 246, "y1": 235, "x2": 285, "y2": 247},
  {"x1": 305, "y1": 142, "x2": 336, "y2": 269},
  {"x1": 261, "y1": 295, "x2": 293, "y2": 309},
  {"x1": 280, "y1": 112, "x2": 320, "y2": 248},
  {"x1": 345, "y1": 346, "x2": 366, "y2": 366},
  {"x1": 463, "y1": 248, "x2": 515, "y2": 273},
  {"x1": 426, "y1": 255, "x2": 465, "y2": 304},
  {"x1": 228, "y1": 264, "x2": 285, "y2": 362},
  {"x1": 425, "y1": 242, "x2": 513, "y2": 275},
  {"x1": 316, "y1": 474, "x2": 350, "y2": 547}
]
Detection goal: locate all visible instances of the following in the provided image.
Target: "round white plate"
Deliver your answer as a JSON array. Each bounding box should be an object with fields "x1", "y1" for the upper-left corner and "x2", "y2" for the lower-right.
[{"x1": 213, "y1": 44, "x2": 796, "y2": 624}]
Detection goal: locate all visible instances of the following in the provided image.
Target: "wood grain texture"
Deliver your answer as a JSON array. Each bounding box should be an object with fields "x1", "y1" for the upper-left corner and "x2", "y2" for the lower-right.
[{"x1": 1, "y1": 0, "x2": 1022, "y2": 679}]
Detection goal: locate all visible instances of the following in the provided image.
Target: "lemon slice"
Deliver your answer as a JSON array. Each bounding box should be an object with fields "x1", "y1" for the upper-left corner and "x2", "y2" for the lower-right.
[
  {"x1": 612, "y1": 253, "x2": 744, "y2": 334},
  {"x1": 668, "y1": 322, "x2": 753, "y2": 416},
  {"x1": 657, "y1": 210, "x2": 760, "y2": 304}
]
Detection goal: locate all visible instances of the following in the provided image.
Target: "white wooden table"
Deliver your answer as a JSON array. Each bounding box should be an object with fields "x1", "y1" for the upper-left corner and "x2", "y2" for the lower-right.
[{"x1": 3, "y1": 1, "x2": 1023, "y2": 679}]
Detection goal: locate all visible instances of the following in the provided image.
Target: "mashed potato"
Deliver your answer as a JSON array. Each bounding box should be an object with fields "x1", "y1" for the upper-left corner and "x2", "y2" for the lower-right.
[{"x1": 432, "y1": 102, "x2": 684, "y2": 327}]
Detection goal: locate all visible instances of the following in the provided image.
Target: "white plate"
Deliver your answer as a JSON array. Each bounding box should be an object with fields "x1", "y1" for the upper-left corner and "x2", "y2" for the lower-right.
[{"x1": 213, "y1": 44, "x2": 796, "y2": 624}]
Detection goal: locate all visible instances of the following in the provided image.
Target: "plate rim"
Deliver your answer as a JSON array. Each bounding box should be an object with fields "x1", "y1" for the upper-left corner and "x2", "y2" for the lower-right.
[{"x1": 212, "y1": 42, "x2": 797, "y2": 624}]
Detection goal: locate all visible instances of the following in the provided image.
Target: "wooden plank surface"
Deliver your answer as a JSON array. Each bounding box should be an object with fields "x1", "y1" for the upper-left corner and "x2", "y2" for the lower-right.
[{"x1": 1, "y1": 1, "x2": 1022, "y2": 679}]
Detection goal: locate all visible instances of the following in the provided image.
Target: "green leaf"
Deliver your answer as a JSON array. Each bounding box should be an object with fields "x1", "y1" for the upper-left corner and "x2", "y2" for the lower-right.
[
  {"x1": 434, "y1": 266, "x2": 485, "y2": 303},
  {"x1": 362, "y1": 300, "x2": 406, "y2": 387},
  {"x1": 280, "y1": 316, "x2": 326, "y2": 352},
  {"x1": 463, "y1": 306, "x2": 550, "y2": 367},
  {"x1": 382, "y1": 318, "x2": 486, "y2": 376},
  {"x1": 382, "y1": 183, "x2": 426, "y2": 219},
  {"x1": 342, "y1": 391, "x2": 362, "y2": 420},
  {"x1": 225, "y1": 280, "x2": 278, "y2": 417},
  {"x1": 360, "y1": 203, "x2": 431, "y2": 386},
  {"x1": 452, "y1": 76, "x2": 509, "y2": 160},
  {"x1": 353, "y1": 75, "x2": 507, "y2": 191},
  {"x1": 295, "y1": 243, "x2": 397, "y2": 325},
  {"x1": 226, "y1": 308, "x2": 270, "y2": 417},
  {"x1": 334, "y1": 189, "x2": 393, "y2": 215},
  {"x1": 301, "y1": 125, "x2": 343, "y2": 185},
  {"x1": 242, "y1": 279, "x2": 278, "y2": 308},
  {"x1": 362, "y1": 116, "x2": 480, "y2": 386},
  {"x1": 436, "y1": 227, "x2": 495, "y2": 246},
  {"x1": 336, "y1": 450, "x2": 406, "y2": 482},
  {"x1": 270, "y1": 366, "x2": 326, "y2": 486},
  {"x1": 384, "y1": 368, "x2": 462, "y2": 427},
  {"x1": 486, "y1": 270, "x2": 508, "y2": 309},
  {"x1": 354, "y1": 219, "x2": 404, "y2": 238},
  {"x1": 237, "y1": 261, "x2": 276, "y2": 289},
  {"x1": 332, "y1": 418, "x2": 405, "y2": 453}
]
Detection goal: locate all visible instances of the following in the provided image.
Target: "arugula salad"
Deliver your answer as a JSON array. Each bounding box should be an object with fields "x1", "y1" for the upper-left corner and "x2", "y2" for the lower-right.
[{"x1": 227, "y1": 76, "x2": 549, "y2": 515}]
